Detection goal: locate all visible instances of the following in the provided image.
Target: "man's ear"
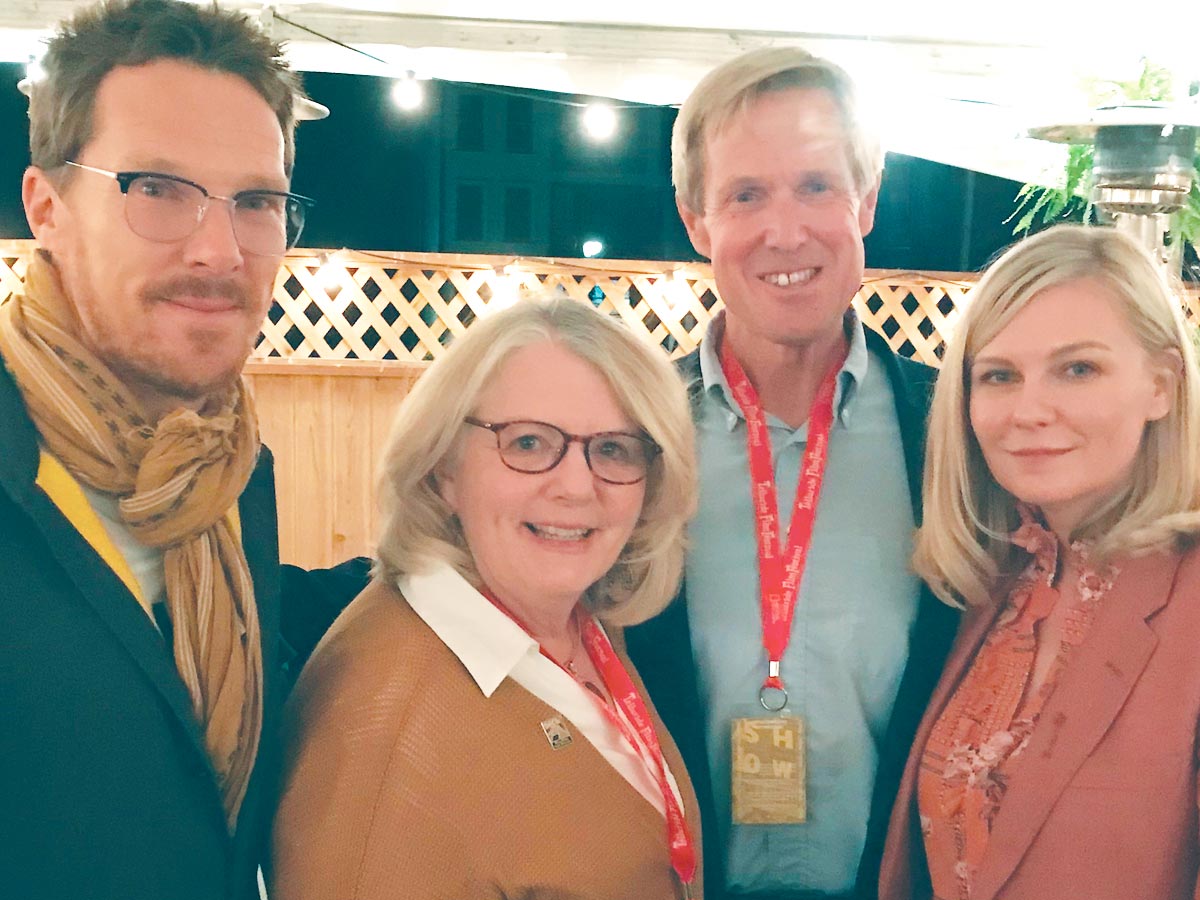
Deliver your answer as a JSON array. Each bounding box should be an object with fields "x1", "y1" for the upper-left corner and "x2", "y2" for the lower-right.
[
  {"x1": 676, "y1": 195, "x2": 711, "y2": 260},
  {"x1": 23, "y1": 166, "x2": 69, "y2": 250},
  {"x1": 857, "y1": 178, "x2": 881, "y2": 238}
]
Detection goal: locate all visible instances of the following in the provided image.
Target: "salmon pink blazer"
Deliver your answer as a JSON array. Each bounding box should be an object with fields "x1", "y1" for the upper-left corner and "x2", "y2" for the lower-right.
[{"x1": 879, "y1": 545, "x2": 1200, "y2": 900}]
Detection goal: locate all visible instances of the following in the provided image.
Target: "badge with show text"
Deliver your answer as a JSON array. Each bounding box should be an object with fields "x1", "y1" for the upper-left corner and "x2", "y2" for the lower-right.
[{"x1": 731, "y1": 716, "x2": 806, "y2": 824}]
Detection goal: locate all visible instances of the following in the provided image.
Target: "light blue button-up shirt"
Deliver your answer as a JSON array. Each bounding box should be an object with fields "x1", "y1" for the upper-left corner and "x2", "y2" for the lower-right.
[{"x1": 686, "y1": 311, "x2": 921, "y2": 893}]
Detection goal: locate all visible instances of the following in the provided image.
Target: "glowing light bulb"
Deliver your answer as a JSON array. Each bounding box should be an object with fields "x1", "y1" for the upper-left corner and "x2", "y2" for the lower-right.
[
  {"x1": 581, "y1": 239, "x2": 604, "y2": 258},
  {"x1": 483, "y1": 265, "x2": 522, "y2": 314},
  {"x1": 25, "y1": 56, "x2": 45, "y2": 85},
  {"x1": 316, "y1": 254, "x2": 342, "y2": 293},
  {"x1": 391, "y1": 76, "x2": 424, "y2": 112},
  {"x1": 17, "y1": 53, "x2": 47, "y2": 96},
  {"x1": 582, "y1": 103, "x2": 617, "y2": 141},
  {"x1": 665, "y1": 270, "x2": 693, "y2": 316}
]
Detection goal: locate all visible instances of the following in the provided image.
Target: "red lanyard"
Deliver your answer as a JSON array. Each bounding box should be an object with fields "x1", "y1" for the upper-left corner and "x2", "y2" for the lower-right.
[
  {"x1": 719, "y1": 337, "x2": 843, "y2": 709},
  {"x1": 483, "y1": 591, "x2": 697, "y2": 893},
  {"x1": 580, "y1": 616, "x2": 697, "y2": 892}
]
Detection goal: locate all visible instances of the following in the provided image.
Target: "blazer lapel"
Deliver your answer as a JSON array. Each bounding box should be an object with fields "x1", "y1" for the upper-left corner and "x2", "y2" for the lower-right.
[
  {"x1": 0, "y1": 362, "x2": 215, "y2": 777},
  {"x1": 624, "y1": 587, "x2": 723, "y2": 893},
  {"x1": 33, "y1": 475, "x2": 217, "y2": 766},
  {"x1": 865, "y1": 327, "x2": 936, "y2": 513},
  {"x1": 880, "y1": 597, "x2": 1003, "y2": 898},
  {"x1": 970, "y1": 551, "x2": 1179, "y2": 900},
  {"x1": 916, "y1": 600, "x2": 1005, "y2": 771}
]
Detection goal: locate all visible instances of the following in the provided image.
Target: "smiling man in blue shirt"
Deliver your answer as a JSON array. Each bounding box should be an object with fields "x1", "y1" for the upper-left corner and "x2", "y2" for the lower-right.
[{"x1": 627, "y1": 47, "x2": 959, "y2": 900}]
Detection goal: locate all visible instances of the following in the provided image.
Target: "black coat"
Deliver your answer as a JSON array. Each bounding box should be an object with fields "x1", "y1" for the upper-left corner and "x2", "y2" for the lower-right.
[
  {"x1": 626, "y1": 327, "x2": 960, "y2": 900},
  {"x1": 0, "y1": 358, "x2": 285, "y2": 900}
]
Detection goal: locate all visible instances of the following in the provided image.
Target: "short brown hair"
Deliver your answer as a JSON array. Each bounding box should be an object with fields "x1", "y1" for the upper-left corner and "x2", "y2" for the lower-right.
[
  {"x1": 28, "y1": 0, "x2": 304, "y2": 175},
  {"x1": 672, "y1": 46, "x2": 883, "y2": 214}
]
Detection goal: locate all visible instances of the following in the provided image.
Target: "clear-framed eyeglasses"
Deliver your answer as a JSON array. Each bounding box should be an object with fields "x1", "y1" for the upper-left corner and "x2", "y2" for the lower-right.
[
  {"x1": 464, "y1": 417, "x2": 661, "y2": 486},
  {"x1": 63, "y1": 161, "x2": 314, "y2": 257}
]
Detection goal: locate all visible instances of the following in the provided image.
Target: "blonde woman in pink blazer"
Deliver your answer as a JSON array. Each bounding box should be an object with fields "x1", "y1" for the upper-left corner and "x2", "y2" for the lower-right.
[{"x1": 880, "y1": 224, "x2": 1200, "y2": 900}]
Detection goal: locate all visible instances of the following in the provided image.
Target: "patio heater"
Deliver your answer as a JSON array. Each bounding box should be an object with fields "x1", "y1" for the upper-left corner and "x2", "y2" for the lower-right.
[{"x1": 1028, "y1": 105, "x2": 1200, "y2": 270}]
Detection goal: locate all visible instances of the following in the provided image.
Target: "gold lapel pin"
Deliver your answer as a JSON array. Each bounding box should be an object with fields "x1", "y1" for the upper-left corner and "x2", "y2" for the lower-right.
[{"x1": 540, "y1": 716, "x2": 573, "y2": 750}]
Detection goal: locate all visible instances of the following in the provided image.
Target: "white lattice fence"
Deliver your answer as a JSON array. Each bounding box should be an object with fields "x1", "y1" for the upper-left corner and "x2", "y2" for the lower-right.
[{"x1": 244, "y1": 249, "x2": 989, "y2": 367}]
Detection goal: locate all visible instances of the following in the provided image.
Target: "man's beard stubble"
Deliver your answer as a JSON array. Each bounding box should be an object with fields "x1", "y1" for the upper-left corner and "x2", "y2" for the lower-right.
[{"x1": 100, "y1": 273, "x2": 263, "y2": 414}]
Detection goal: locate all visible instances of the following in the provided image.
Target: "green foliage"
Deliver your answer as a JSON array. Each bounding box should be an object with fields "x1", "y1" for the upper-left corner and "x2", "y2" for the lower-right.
[
  {"x1": 1174, "y1": 157, "x2": 1200, "y2": 242},
  {"x1": 1010, "y1": 59, "x2": 1200, "y2": 247},
  {"x1": 1007, "y1": 144, "x2": 1093, "y2": 234},
  {"x1": 1097, "y1": 62, "x2": 1176, "y2": 107}
]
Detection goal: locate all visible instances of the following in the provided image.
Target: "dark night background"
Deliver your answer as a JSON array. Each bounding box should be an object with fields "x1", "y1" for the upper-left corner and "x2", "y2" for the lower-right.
[{"x1": 0, "y1": 63, "x2": 1025, "y2": 271}]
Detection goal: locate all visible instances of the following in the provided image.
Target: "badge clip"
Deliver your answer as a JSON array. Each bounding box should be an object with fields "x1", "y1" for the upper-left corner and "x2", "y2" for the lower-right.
[{"x1": 759, "y1": 659, "x2": 788, "y2": 711}]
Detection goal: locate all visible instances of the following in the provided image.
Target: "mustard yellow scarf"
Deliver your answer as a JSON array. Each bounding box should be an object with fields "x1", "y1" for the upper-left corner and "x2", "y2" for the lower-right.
[{"x1": 0, "y1": 256, "x2": 263, "y2": 830}]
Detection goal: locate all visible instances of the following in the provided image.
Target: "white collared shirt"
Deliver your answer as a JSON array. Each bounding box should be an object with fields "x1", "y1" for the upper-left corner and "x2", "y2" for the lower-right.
[
  {"x1": 78, "y1": 480, "x2": 166, "y2": 617},
  {"x1": 399, "y1": 562, "x2": 685, "y2": 818}
]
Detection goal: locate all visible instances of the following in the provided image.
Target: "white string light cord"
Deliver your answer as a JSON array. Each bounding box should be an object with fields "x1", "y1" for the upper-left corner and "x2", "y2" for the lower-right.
[{"x1": 270, "y1": 10, "x2": 671, "y2": 135}]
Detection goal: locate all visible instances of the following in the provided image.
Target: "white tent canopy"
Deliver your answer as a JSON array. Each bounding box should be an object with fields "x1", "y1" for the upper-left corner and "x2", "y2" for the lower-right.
[{"x1": 3, "y1": 1, "x2": 1198, "y2": 185}]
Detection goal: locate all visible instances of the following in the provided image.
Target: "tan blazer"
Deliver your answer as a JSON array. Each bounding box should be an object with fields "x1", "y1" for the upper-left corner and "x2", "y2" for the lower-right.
[
  {"x1": 879, "y1": 545, "x2": 1200, "y2": 900},
  {"x1": 272, "y1": 580, "x2": 703, "y2": 900}
]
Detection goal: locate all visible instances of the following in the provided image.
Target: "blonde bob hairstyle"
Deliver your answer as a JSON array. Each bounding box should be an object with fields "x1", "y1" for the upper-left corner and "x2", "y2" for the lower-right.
[
  {"x1": 672, "y1": 46, "x2": 884, "y2": 215},
  {"x1": 914, "y1": 224, "x2": 1200, "y2": 608},
  {"x1": 375, "y1": 296, "x2": 697, "y2": 627}
]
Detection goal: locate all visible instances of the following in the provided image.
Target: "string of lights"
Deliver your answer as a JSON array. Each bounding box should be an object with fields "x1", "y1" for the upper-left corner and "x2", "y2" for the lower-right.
[
  {"x1": 269, "y1": 10, "x2": 671, "y2": 137},
  {"x1": 11, "y1": 10, "x2": 673, "y2": 259},
  {"x1": 333, "y1": 248, "x2": 700, "y2": 279},
  {"x1": 861, "y1": 272, "x2": 977, "y2": 289}
]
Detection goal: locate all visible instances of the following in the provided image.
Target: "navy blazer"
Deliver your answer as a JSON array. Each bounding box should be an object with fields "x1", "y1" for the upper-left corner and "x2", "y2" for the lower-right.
[
  {"x1": 0, "y1": 357, "x2": 285, "y2": 900},
  {"x1": 626, "y1": 327, "x2": 959, "y2": 900}
]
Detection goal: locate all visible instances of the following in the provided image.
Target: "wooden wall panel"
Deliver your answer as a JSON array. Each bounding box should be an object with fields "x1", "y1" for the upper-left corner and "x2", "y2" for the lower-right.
[{"x1": 245, "y1": 360, "x2": 424, "y2": 568}]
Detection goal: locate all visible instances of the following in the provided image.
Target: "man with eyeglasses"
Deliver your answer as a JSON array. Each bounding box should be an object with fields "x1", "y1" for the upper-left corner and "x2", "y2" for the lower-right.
[{"x1": 0, "y1": 1, "x2": 315, "y2": 898}]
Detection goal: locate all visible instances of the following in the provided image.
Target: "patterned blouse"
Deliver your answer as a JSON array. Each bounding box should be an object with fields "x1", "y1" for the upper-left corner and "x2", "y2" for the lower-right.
[{"x1": 916, "y1": 515, "x2": 1117, "y2": 899}]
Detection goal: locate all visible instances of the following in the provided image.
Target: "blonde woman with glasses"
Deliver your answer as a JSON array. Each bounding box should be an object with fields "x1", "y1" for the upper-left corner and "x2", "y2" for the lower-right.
[{"x1": 272, "y1": 297, "x2": 703, "y2": 900}]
